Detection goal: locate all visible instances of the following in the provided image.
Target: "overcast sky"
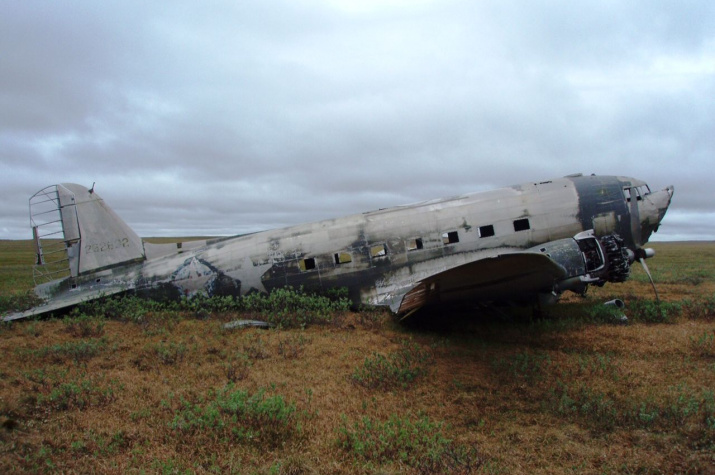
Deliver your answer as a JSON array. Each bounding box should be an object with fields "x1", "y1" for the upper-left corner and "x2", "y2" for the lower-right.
[{"x1": 2, "y1": 0, "x2": 713, "y2": 241}]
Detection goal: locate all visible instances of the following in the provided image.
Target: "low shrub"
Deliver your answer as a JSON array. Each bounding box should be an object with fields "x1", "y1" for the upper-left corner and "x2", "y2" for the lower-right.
[
  {"x1": 585, "y1": 303, "x2": 628, "y2": 324},
  {"x1": 277, "y1": 334, "x2": 308, "y2": 359},
  {"x1": 336, "y1": 413, "x2": 480, "y2": 472},
  {"x1": 147, "y1": 341, "x2": 187, "y2": 365},
  {"x1": 22, "y1": 338, "x2": 107, "y2": 364},
  {"x1": 78, "y1": 294, "x2": 167, "y2": 323},
  {"x1": 690, "y1": 331, "x2": 715, "y2": 358},
  {"x1": 223, "y1": 353, "x2": 251, "y2": 382},
  {"x1": 63, "y1": 310, "x2": 105, "y2": 337},
  {"x1": 492, "y1": 350, "x2": 552, "y2": 382},
  {"x1": 241, "y1": 286, "x2": 351, "y2": 328},
  {"x1": 682, "y1": 296, "x2": 715, "y2": 320},
  {"x1": 241, "y1": 332, "x2": 270, "y2": 359},
  {"x1": 628, "y1": 299, "x2": 682, "y2": 324},
  {"x1": 0, "y1": 290, "x2": 43, "y2": 314},
  {"x1": 352, "y1": 340, "x2": 433, "y2": 389},
  {"x1": 73, "y1": 286, "x2": 352, "y2": 329},
  {"x1": 548, "y1": 381, "x2": 715, "y2": 436},
  {"x1": 22, "y1": 368, "x2": 120, "y2": 412},
  {"x1": 169, "y1": 384, "x2": 299, "y2": 447}
]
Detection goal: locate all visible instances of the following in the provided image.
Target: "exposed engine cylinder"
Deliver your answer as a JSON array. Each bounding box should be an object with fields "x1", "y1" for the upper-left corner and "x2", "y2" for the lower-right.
[
  {"x1": 543, "y1": 231, "x2": 635, "y2": 297},
  {"x1": 600, "y1": 234, "x2": 631, "y2": 283}
]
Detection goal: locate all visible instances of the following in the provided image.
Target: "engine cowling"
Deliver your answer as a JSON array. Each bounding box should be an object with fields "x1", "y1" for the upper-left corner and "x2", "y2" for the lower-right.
[{"x1": 530, "y1": 231, "x2": 634, "y2": 297}]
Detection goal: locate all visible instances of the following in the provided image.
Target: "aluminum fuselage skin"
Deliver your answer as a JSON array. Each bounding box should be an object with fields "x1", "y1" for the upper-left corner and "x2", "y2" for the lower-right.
[{"x1": 6, "y1": 174, "x2": 674, "y2": 320}]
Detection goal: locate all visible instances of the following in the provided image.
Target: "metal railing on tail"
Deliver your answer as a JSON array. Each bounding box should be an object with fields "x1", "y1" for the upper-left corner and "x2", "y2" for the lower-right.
[{"x1": 30, "y1": 186, "x2": 72, "y2": 285}]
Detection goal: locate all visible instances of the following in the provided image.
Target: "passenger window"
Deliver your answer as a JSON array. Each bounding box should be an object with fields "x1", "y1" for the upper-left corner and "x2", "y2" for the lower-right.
[
  {"x1": 370, "y1": 244, "x2": 387, "y2": 258},
  {"x1": 479, "y1": 225, "x2": 495, "y2": 238},
  {"x1": 513, "y1": 218, "x2": 530, "y2": 232},
  {"x1": 299, "y1": 258, "x2": 316, "y2": 271},
  {"x1": 334, "y1": 252, "x2": 352, "y2": 264},
  {"x1": 407, "y1": 238, "x2": 423, "y2": 251},
  {"x1": 442, "y1": 231, "x2": 459, "y2": 245}
]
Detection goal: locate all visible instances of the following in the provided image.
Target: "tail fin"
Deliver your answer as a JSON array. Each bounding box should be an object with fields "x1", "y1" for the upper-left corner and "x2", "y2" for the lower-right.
[{"x1": 31, "y1": 183, "x2": 145, "y2": 282}]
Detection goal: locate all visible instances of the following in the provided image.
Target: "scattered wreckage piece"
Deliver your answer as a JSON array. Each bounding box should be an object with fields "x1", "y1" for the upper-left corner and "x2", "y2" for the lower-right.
[{"x1": 223, "y1": 320, "x2": 272, "y2": 330}]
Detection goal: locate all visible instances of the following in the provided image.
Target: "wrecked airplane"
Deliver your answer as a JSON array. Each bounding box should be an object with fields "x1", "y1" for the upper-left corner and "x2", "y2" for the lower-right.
[{"x1": 3, "y1": 174, "x2": 673, "y2": 321}]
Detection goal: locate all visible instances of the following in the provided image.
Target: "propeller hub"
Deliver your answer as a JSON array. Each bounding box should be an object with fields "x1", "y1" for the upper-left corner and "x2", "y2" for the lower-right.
[{"x1": 635, "y1": 248, "x2": 655, "y2": 260}]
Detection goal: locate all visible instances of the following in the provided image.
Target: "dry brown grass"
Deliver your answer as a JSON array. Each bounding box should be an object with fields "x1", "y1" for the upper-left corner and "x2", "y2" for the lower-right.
[{"x1": 1, "y1": 241, "x2": 714, "y2": 473}]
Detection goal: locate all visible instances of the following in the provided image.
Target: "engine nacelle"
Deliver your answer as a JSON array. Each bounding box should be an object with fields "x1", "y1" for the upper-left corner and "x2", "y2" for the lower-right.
[{"x1": 530, "y1": 231, "x2": 633, "y2": 297}]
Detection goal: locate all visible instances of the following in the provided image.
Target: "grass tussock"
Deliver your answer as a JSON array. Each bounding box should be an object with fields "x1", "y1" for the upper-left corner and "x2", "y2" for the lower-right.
[
  {"x1": 0, "y1": 240, "x2": 714, "y2": 473},
  {"x1": 336, "y1": 413, "x2": 482, "y2": 472},
  {"x1": 20, "y1": 367, "x2": 121, "y2": 412},
  {"x1": 168, "y1": 384, "x2": 299, "y2": 448},
  {"x1": 19, "y1": 338, "x2": 108, "y2": 364},
  {"x1": 351, "y1": 340, "x2": 434, "y2": 390}
]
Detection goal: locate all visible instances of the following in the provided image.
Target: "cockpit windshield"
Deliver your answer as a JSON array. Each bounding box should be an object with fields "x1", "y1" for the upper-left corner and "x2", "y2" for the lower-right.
[{"x1": 623, "y1": 184, "x2": 651, "y2": 202}]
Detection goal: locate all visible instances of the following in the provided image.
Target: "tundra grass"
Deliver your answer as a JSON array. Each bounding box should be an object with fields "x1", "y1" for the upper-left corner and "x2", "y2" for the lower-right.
[
  {"x1": 0, "y1": 241, "x2": 714, "y2": 473},
  {"x1": 0, "y1": 240, "x2": 35, "y2": 309}
]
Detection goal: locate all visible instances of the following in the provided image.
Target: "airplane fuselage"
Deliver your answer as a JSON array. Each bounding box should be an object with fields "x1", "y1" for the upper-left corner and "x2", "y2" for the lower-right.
[{"x1": 5, "y1": 174, "x2": 673, "y2": 320}]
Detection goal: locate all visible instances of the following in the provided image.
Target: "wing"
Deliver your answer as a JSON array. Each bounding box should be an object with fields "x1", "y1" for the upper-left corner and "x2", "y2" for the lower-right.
[{"x1": 396, "y1": 252, "x2": 568, "y2": 314}]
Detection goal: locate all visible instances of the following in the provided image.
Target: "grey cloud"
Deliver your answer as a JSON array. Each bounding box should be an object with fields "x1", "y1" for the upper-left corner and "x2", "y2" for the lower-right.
[{"x1": 1, "y1": 0, "x2": 713, "y2": 241}]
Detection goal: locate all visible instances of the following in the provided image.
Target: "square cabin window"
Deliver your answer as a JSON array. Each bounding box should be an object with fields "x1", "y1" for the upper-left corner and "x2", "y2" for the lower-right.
[
  {"x1": 513, "y1": 218, "x2": 530, "y2": 232},
  {"x1": 407, "y1": 238, "x2": 423, "y2": 251},
  {"x1": 299, "y1": 257, "x2": 316, "y2": 271},
  {"x1": 479, "y1": 225, "x2": 495, "y2": 238},
  {"x1": 442, "y1": 231, "x2": 459, "y2": 245},
  {"x1": 334, "y1": 252, "x2": 352, "y2": 264},
  {"x1": 370, "y1": 244, "x2": 387, "y2": 258}
]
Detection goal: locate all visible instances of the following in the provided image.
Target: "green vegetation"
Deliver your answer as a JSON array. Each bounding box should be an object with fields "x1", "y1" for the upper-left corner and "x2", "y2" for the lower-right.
[
  {"x1": 0, "y1": 240, "x2": 714, "y2": 473},
  {"x1": 352, "y1": 340, "x2": 433, "y2": 389},
  {"x1": 0, "y1": 290, "x2": 43, "y2": 314},
  {"x1": 69, "y1": 285, "x2": 351, "y2": 328},
  {"x1": 628, "y1": 298, "x2": 683, "y2": 323},
  {"x1": 20, "y1": 338, "x2": 108, "y2": 364},
  {"x1": 0, "y1": 240, "x2": 35, "y2": 296},
  {"x1": 336, "y1": 413, "x2": 481, "y2": 472},
  {"x1": 179, "y1": 286, "x2": 352, "y2": 328},
  {"x1": 690, "y1": 330, "x2": 715, "y2": 357},
  {"x1": 492, "y1": 350, "x2": 552, "y2": 382},
  {"x1": 548, "y1": 382, "x2": 715, "y2": 438},
  {"x1": 21, "y1": 368, "x2": 120, "y2": 412},
  {"x1": 63, "y1": 310, "x2": 106, "y2": 337},
  {"x1": 169, "y1": 385, "x2": 299, "y2": 447}
]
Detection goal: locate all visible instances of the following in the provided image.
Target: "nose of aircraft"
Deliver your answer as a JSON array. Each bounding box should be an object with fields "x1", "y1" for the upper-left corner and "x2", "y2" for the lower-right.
[
  {"x1": 655, "y1": 185, "x2": 674, "y2": 224},
  {"x1": 640, "y1": 185, "x2": 674, "y2": 243}
]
